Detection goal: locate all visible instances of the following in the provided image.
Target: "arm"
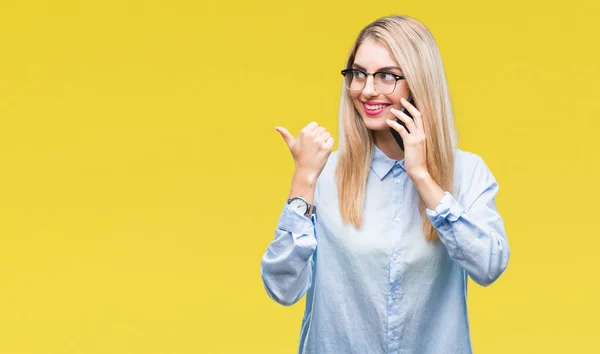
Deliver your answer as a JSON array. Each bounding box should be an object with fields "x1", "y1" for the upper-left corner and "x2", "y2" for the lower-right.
[
  {"x1": 424, "y1": 157, "x2": 511, "y2": 287},
  {"x1": 387, "y1": 99, "x2": 510, "y2": 286},
  {"x1": 262, "y1": 122, "x2": 333, "y2": 305},
  {"x1": 260, "y1": 173, "x2": 318, "y2": 306},
  {"x1": 260, "y1": 203, "x2": 317, "y2": 306}
]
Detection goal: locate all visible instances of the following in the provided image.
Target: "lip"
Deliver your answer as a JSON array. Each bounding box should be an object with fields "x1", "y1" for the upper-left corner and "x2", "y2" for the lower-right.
[{"x1": 362, "y1": 101, "x2": 390, "y2": 116}]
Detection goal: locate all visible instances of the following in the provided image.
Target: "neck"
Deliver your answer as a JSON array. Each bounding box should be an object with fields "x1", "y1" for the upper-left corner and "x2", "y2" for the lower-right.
[{"x1": 372, "y1": 129, "x2": 405, "y2": 161}]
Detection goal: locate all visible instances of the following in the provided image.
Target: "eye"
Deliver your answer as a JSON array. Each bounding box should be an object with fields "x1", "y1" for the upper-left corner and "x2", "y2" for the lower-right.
[
  {"x1": 379, "y1": 72, "x2": 397, "y2": 83},
  {"x1": 354, "y1": 70, "x2": 367, "y2": 80}
]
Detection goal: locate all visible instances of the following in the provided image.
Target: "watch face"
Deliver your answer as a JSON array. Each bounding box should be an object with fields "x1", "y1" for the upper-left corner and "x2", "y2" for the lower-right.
[{"x1": 289, "y1": 198, "x2": 308, "y2": 215}]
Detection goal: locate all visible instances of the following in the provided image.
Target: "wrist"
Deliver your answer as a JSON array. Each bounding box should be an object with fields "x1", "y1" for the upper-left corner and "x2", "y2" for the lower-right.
[
  {"x1": 289, "y1": 170, "x2": 318, "y2": 204},
  {"x1": 293, "y1": 168, "x2": 318, "y2": 187},
  {"x1": 409, "y1": 170, "x2": 446, "y2": 210},
  {"x1": 408, "y1": 168, "x2": 431, "y2": 183}
]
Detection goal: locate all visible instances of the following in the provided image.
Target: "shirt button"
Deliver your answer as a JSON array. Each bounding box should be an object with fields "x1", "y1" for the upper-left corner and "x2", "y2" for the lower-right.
[
  {"x1": 394, "y1": 217, "x2": 400, "y2": 222},
  {"x1": 392, "y1": 253, "x2": 399, "y2": 260},
  {"x1": 392, "y1": 293, "x2": 398, "y2": 300},
  {"x1": 395, "y1": 178, "x2": 401, "y2": 184}
]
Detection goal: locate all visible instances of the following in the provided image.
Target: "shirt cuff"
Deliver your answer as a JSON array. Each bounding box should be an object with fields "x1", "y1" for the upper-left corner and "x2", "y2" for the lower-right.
[
  {"x1": 277, "y1": 203, "x2": 315, "y2": 236},
  {"x1": 425, "y1": 191, "x2": 465, "y2": 227}
]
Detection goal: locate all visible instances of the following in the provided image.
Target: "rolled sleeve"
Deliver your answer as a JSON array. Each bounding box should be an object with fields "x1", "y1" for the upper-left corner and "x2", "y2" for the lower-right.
[
  {"x1": 277, "y1": 203, "x2": 316, "y2": 239},
  {"x1": 426, "y1": 191, "x2": 464, "y2": 226},
  {"x1": 424, "y1": 154, "x2": 511, "y2": 287}
]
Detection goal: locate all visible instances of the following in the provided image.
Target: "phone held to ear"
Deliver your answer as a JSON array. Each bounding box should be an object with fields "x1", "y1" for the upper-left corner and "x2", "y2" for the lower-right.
[{"x1": 389, "y1": 95, "x2": 414, "y2": 151}]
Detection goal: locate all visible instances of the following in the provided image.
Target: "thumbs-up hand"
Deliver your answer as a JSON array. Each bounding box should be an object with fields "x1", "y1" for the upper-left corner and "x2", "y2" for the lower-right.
[{"x1": 275, "y1": 122, "x2": 334, "y2": 183}]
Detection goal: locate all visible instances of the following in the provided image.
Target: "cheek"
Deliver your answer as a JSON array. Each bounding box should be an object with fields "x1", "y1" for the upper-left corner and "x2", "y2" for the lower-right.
[
  {"x1": 387, "y1": 93, "x2": 403, "y2": 110},
  {"x1": 350, "y1": 92, "x2": 362, "y2": 107},
  {"x1": 389, "y1": 84, "x2": 410, "y2": 108}
]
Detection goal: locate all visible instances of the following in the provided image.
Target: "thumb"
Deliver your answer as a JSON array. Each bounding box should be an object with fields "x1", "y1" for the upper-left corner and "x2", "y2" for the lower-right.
[{"x1": 275, "y1": 126, "x2": 295, "y2": 147}]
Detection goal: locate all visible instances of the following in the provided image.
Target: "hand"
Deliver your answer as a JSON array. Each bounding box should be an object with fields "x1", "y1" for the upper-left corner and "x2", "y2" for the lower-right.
[
  {"x1": 386, "y1": 97, "x2": 429, "y2": 180},
  {"x1": 275, "y1": 122, "x2": 334, "y2": 182}
]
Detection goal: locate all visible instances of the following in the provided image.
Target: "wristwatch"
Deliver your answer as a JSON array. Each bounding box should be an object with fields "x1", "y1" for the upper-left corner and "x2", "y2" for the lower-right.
[{"x1": 287, "y1": 196, "x2": 316, "y2": 218}]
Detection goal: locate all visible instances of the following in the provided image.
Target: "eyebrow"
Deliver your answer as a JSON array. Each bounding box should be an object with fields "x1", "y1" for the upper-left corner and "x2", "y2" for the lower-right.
[{"x1": 352, "y1": 63, "x2": 403, "y2": 72}]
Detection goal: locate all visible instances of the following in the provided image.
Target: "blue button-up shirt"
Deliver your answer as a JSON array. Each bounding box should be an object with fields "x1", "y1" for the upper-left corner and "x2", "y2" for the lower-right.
[{"x1": 260, "y1": 145, "x2": 510, "y2": 354}]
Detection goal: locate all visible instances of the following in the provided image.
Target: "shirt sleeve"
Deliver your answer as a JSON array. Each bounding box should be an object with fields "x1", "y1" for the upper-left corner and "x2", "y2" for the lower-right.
[
  {"x1": 260, "y1": 202, "x2": 317, "y2": 306},
  {"x1": 425, "y1": 155, "x2": 511, "y2": 287}
]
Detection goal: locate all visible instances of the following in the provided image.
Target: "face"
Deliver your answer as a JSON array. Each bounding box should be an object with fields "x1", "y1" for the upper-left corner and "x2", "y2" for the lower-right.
[{"x1": 349, "y1": 37, "x2": 410, "y2": 132}]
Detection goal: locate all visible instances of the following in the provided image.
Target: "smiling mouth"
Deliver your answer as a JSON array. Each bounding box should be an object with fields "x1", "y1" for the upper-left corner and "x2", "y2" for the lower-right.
[
  {"x1": 364, "y1": 103, "x2": 388, "y2": 110},
  {"x1": 362, "y1": 102, "x2": 390, "y2": 116}
]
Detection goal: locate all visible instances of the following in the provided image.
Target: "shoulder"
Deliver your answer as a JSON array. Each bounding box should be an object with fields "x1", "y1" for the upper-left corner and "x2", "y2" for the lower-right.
[
  {"x1": 454, "y1": 149, "x2": 485, "y2": 172},
  {"x1": 314, "y1": 150, "x2": 340, "y2": 203},
  {"x1": 317, "y1": 150, "x2": 340, "y2": 185},
  {"x1": 452, "y1": 149, "x2": 499, "y2": 201},
  {"x1": 324, "y1": 150, "x2": 340, "y2": 173},
  {"x1": 454, "y1": 149, "x2": 494, "y2": 178}
]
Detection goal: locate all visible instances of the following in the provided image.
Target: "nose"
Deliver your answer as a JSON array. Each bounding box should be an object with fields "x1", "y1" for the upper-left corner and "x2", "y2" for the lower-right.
[{"x1": 362, "y1": 75, "x2": 378, "y2": 97}]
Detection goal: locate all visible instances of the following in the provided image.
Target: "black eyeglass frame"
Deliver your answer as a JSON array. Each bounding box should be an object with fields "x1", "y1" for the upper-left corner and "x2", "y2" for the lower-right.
[{"x1": 340, "y1": 69, "x2": 406, "y2": 94}]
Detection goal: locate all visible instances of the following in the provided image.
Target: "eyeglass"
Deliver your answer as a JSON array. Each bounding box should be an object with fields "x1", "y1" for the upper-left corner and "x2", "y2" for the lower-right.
[{"x1": 341, "y1": 69, "x2": 405, "y2": 95}]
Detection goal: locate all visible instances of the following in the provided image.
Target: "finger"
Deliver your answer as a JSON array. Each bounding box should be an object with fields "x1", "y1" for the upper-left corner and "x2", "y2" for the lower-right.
[
  {"x1": 317, "y1": 131, "x2": 331, "y2": 144},
  {"x1": 386, "y1": 119, "x2": 409, "y2": 140},
  {"x1": 301, "y1": 121, "x2": 319, "y2": 134},
  {"x1": 312, "y1": 126, "x2": 326, "y2": 137},
  {"x1": 323, "y1": 137, "x2": 334, "y2": 150},
  {"x1": 275, "y1": 126, "x2": 295, "y2": 147},
  {"x1": 401, "y1": 97, "x2": 423, "y2": 130},
  {"x1": 390, "y1": 108, "x2": 416, "y2": 133}
]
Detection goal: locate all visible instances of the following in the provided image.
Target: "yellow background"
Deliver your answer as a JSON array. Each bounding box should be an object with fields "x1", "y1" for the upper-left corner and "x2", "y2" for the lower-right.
[{"x1": 0, "y1": 0, "x2": 598, "y2": 353}]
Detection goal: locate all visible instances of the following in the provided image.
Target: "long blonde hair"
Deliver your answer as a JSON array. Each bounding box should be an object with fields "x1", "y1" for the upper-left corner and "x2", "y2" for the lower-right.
[{"x1": 336, "y1": 15, "x2": 458, "y2": 242}]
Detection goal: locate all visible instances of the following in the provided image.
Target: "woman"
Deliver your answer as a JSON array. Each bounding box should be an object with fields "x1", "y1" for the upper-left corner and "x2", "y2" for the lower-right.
[{"x1": 260, "y1": 15, "x2": 510, "y2": 354}]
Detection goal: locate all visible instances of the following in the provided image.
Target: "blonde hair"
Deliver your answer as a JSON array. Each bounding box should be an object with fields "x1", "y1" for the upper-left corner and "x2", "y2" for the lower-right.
[{"x1": 336, "y1": 15, "x2": 458, "y2": 242}]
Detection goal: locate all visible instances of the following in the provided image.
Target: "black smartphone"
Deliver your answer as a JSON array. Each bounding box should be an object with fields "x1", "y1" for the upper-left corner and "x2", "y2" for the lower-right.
[{"x1": 389, "y1": 95, "x2": 414, "y2": 151}]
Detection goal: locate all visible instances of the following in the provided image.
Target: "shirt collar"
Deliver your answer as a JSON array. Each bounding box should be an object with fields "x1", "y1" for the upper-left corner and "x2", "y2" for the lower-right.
[{"x1": 370, "y1": 144, "x2": 405, "y2": 180}]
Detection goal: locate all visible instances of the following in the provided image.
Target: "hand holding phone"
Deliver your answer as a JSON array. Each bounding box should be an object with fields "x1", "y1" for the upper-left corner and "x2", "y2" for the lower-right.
[{"x1": 389, "y1": 95, "x2": 414, "y2": 151}]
